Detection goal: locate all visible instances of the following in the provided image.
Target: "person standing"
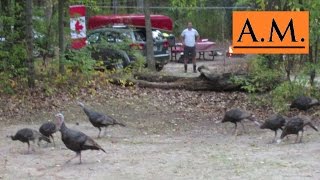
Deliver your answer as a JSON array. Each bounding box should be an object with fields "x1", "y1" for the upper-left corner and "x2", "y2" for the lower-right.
[{"x1": 181, "y1": 22, "x2": 200, "y2": 73}]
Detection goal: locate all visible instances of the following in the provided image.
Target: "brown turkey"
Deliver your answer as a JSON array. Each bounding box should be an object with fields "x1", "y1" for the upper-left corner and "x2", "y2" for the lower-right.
[
  {"x1": 278, "y1": 115, "x2": 318, "y2": 143},
  {"x1": 9, "y1": 128, "x2": 50, "y2": 153},
  {"x1": 39, "y1": 121, "x2": 57, "y2": 147},
  {"x1": 55, "y1": 113, "x2": 106, "y2": 164},
  {"x1": 77, "y1": 102, "x2": 125, "y2": 138},
  {"x1": 260, "y1": 114, "x2": 287, "y2": 143},
  {"x1": 221, "y1": 108, "x2": 260, "y2": 135}
]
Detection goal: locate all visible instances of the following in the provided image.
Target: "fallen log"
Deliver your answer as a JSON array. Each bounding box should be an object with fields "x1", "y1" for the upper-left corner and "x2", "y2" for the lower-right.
[
  {"x1": 130, "y1": 65, "x2": 247, "y2": 91},
  {"x1": 133, "y1": 72, "x2": 189, "y2": 82}
]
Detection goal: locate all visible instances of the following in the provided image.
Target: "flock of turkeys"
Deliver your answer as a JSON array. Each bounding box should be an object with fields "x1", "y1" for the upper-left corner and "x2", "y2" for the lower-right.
[
  {"x1": 222, "y1": 96, "x2": 319, "y2": 143},
  {"x1": 8, "y1": 96, "x2": 319, "y2": 164},
  {"x1": 8, "y1": 102, "x2": 125, "y2": 164}
]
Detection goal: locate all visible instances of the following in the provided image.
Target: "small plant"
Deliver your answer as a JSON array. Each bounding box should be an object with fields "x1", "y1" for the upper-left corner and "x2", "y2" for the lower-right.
[
  {"x1": 0, "y1": 72, "x2": 15, "y2": 94},
  {"x1": 129, "y1": 51, "x2": 147, "y2": 73}
]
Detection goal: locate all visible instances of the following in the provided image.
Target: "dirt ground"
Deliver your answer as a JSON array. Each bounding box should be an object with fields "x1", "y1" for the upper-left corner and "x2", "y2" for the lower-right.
[{"x1": 1, "y1": 56, "x2": 320, "y2": 179}]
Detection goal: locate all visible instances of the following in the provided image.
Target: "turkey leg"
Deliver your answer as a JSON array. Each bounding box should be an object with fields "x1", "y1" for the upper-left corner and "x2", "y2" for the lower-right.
[{"x1": 66, "y1": 152, "x2": 80, "y2": 164}]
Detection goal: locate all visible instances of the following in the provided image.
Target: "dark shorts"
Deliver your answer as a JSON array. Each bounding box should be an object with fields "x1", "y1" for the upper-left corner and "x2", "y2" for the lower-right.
[{"x1": 184, "y1": 46, "x2": 196, "y2": 59}]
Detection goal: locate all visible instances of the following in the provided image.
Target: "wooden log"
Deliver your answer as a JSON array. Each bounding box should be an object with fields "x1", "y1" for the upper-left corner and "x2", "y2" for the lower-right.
[{"x1": 127, "y1": 65, "x2": 246, "y2": 91}]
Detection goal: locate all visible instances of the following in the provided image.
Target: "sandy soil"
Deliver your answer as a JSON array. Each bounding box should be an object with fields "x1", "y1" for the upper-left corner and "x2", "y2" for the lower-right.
[{"x1": 1, "y1": 56, "x2": 320, "y2": 180}]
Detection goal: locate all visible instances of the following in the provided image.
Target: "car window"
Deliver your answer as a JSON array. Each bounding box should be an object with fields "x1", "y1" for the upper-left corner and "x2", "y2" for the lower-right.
[
  {"x1": 87, "y1": 33, "x2": 100, "y2": 43},
  {"x1": 119, "y1": 31, "x2": 132, "y2": 42},
  {"x1": 133, "y1": 29, "x2": 164, "y2": 41},
  {"x1": 134, "y1": 31, "x2": 146, "y2": 41},
  {"x1": 99, "y1": 31, "x2": 131, "y2": 43}
]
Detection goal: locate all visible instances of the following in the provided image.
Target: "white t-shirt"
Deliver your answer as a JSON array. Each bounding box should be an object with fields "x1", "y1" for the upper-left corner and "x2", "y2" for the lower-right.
[{"x1": 181, "y1": 28, "x2": 199, "y2": 47}]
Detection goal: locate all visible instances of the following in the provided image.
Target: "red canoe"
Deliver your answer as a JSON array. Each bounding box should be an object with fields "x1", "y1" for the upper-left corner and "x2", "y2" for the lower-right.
[{"x1": 88, "y1": 14, "x2": 173, "y2": 31}]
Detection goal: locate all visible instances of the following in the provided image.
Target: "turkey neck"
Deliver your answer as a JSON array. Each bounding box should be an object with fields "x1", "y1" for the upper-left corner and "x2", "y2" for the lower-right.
[
  {"x1": 59, "y1": 122, "x2": 69, "y2": 134},
  {"x1": 83, "y1": 107, "x2": 92, "y2": 117}
]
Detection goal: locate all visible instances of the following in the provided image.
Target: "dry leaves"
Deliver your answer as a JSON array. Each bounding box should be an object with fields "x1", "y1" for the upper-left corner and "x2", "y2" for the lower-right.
[{"x1": 0, "y1": 82, "x2": 274, "y2": 127}]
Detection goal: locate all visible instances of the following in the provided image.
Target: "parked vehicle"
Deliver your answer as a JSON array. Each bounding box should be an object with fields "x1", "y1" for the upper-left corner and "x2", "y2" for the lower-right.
[
  {"x1": 85, "y1": 26, "x2": 170, "y2": 70},
  {"x1": 69, "y1": 14, "x2": 173, "y2": 71}
]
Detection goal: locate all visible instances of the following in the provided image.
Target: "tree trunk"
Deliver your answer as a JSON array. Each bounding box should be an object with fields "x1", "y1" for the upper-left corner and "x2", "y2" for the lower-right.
[
  {"x1": 58, "y1": 0, "x2": 65, "y2": 74},
  {"x1": 283, "y1": 54, "x2": 293, "y2": 81},
  {"x1": 314, "y1": 34, "x2": 319, "y2": 63},
  {"x1": 309, "y1": 45, "x2": 313, "y2": 63},
  {"x1": 143, "y1": 0, "x2": 156, "y2": 71},
  {"x1": 310, "y1": 34, "x2": 319, "y2": 86},
  {"x1": 42, "y1": 0, "x2": 54, "y2": 67},
  {"x1": 44, "y1": 0, "x2": 53, "y2": 20},
  {"x1": 26, "y1": 0, "x2": 35, "y2": 88}
]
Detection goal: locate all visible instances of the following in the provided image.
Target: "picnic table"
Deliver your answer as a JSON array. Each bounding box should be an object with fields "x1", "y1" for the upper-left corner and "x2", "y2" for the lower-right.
[{"x1": 170, "y1": 40, "x2": 216, "y2": 61}]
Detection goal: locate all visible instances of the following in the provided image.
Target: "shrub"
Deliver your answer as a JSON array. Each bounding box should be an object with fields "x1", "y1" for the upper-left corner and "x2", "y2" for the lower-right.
[
  {"x1": 129, "y1": 51, "x2": 147, "y2": 73},
  {"x1": 232, "y1": 55, "x2": 283, "y2": 93},
  {"x1": 270, "y1": 80, "x2": 308, "y2": 112},
  {"x1": 64, "y1": 47, "x2": 96, "y2": 75}
]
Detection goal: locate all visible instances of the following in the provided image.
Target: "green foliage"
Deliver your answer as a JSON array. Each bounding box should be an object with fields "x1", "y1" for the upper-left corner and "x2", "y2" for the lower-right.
[
  {"x1": 301, "y1": 61, "x2": 320, "y2": 75},
  {"x1": 129, "y1": 51, "x2": 147, "y2": 73},
  {"x1": 0, "y1": 3, "x2": 30, "y2": 93},
  {"x1": 250, "y1": 67, "x2": 320, "y2": 112},
  {"x1": 0, "y1": 72, "x2": 15, "y2": 94},
  {"x1": 32, "y1": 57, "x2": 110, "y2": 97},
  {"x1": 64, "y1": 47, "x2": 96, "y2": 75},
  {"x1": 269, "y1": 74, "x2": 320, "y2": 112},
  {"x1": 248, "y1": 80, "x2": 318, "y2": 113},
  {"x1": 68, "y1": 0, "x2": 106, "y2": 14},
  {"x1": 290, "y1": 0, "x2": 320, "y2": 46},
  {"x1": 232, "y1": 56, "x2": 283, "y2": 93},
  {"x1": 0, "y1": 42, "x2": 28, "y2": 75},
  {"x1": 32, "y1": 8, "x2": 57, "y2": 58},
  {"x1": 270, "y1": 81, "x2": 308, "y2": 112},
  {"x1": 168, "y1": 1, "x2": 226, "y2": 41}
]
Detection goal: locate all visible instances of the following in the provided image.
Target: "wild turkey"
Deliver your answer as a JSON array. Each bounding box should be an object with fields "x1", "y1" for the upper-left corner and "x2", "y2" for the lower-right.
[
  {"x1": 39, "y1": 122, "x2": 57, "y2": 146},
  {"x1": 9, "y1": 128, "x2": 51, "y2": 153},
  {"x1": 221, "y1": 108, "x2": 260, "y2": 135},
  {"x1": 279, "y1": 115, "x2": 318, "y2": 143},
  {"x1": 290, "y1": 96, "x2": 319, "y2": 111},
  {"x1": 55, "y1": 113, "x2": 106, "y2": 164},
  {"x1": 260, "y1": 114, "x2": 287, "y2": 143},
  {"x1": 77, "y1": 102, "x2": 126, "y2": 138}
]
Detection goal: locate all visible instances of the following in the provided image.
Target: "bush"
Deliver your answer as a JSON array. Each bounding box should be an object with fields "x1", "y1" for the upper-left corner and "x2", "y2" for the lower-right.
[
  {"x1": 0, "y1": 34, "x2": 29, "y2": 94},
  {"x1": 129, "y1": 51, "x2": 147, "y2": 73},
  {"x1": 270, "y1": 70, "x2": 320, "y2": 112},
  {"x1": 249, "y1": 76, "x2": 320, "y2": 112},
  {"x1": 270, "y1": 81, "x2": 308, "y2": 112},
  {"x1": 232, "y1": 55, "x2": 283, "y2": 93},
  {"x1": 64, "y1": 47, "x2": 96, "y2": 75}
]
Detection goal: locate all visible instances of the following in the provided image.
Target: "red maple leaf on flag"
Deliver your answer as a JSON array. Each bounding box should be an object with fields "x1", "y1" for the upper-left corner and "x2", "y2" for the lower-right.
[{"x1": 75, "y1": 20, "x2": 83, "y2": 33}]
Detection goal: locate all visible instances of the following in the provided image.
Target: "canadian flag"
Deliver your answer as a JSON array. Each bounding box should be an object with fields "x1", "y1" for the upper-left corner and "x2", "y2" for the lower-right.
[{"x1": 69, "y1": 5, "x2": 86, "y2": 49}]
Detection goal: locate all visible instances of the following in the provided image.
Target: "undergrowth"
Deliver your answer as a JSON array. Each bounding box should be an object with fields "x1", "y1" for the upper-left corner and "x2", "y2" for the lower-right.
[
  {"x1": 242, "y1": 55, "x2": 320, "y2": 112},
  {"x1": 0, "y1": 47, "x2": 147, "y2": 98}
]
